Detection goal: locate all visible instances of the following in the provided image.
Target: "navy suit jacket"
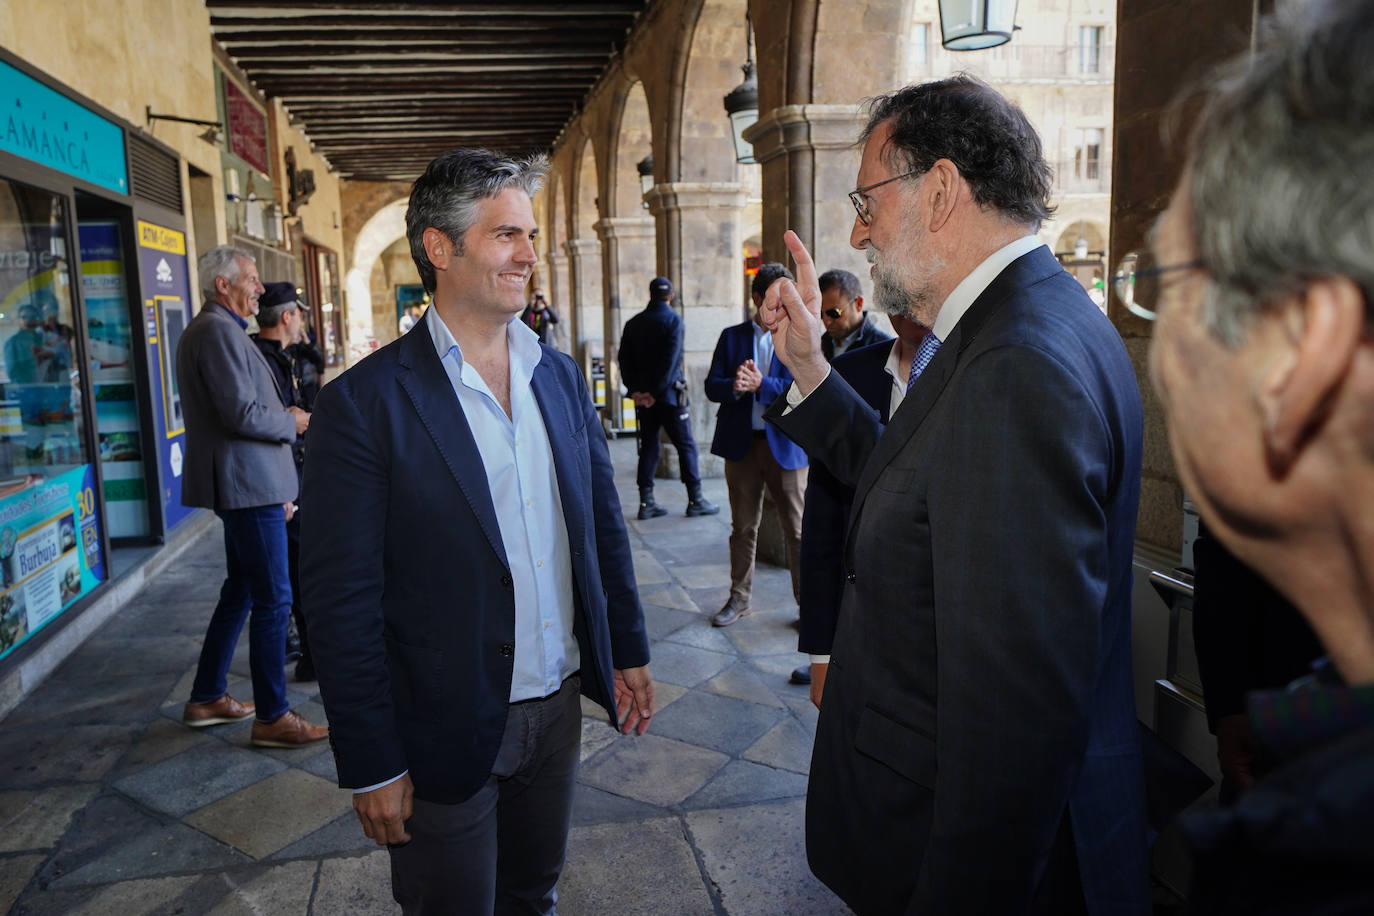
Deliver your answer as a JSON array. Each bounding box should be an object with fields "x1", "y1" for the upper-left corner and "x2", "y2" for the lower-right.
[
  {"x1": 768, "y1": 246, "x2": 1150, "y2": 915},
  {"x1": 300, "y1": 319, "x2": 649, "y2": 805},
  {"x1": 704, "y1": 320, "x2": 807, "y2": 469},
  {"x1": 798, "y1": 338, "x2": 894, "y2": 656},
  {"x1": 618, "y1": 300, "x2": 686, "y2": 406}
]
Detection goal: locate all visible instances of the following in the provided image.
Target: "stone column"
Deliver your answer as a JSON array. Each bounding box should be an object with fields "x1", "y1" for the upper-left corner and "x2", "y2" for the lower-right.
[
  {"x1": 564, "y1": 237, "x2": 604, "y2": 365},
  {"x1": 645, "y1": 181, "x2": 748, "y2": 476},
  {"x1": 594, "y1": 216, "x2": 656, "y2": 421},
  {"x1": 744, "y1": 104, "x2": 868, "y2": 286},
  {"x1": 546, "y1": 251, "x2": 571, "y2": 353}
]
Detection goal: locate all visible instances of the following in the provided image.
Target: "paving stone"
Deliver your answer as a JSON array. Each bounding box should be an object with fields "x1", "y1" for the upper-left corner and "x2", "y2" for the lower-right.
[
  {"x1": 783, "y1": 693, "x2": 821, "y2": 730},
  {"x1": 186, "y1": 768, "x2": 349, "y2": 860},
  {"x1": 68, "y1": 635, "x2": 204, "y2": 678},
  {"x1": 636, "y1": 582, "x2": 700, "y2": 612},
  {"x1": 113, "y1": 742, "x2": 285, "y2": 818},
  {"x1": 743, "y1": 716, "x2": 817, "y2": 775},
  {"x1": 0, "y1": 724, "x2": 132, "y2": 787},
  {"x1": 0, "y1": 785, "x2": 97, "y2": 851},
  {"x1": 270, "y1": 810, "x2": 376, "y2": 859},
  {"x1": 570, "y1": 783, "x2": 664, "y2": 827},
  {"x1": 118, "y1": 717, "x2": 216, "y2": 774},
  {"x1": 313, "y1": 850, "x2": 400, "y2": 914},
  {"x1": 661, "y1": 620, "x2": 738, "y2": 654},
  {"x1": 300, "y1": 746, "x2": 339, "y2": 783},
  {"x1": 723, "y1": 614, "x2": 807, "y2": 656},
  {"x1": 705, "y1": 660, "x2": 788, "y2": 708},
  {"x1": 630, "y1": 549, "x2": 672, "y2": 584},
  {"x1": 648, "y1": 690, "x2": 784, "y2": 755},
  {"x1": 750, "y1": 652, "x2": 810, "y2": 681},
  {"x1": 48, "y1": 819, "x2": 249, "y2": 888},
  {"x1": 646, "y1": 642, "x2": 734, "y2": 688},
  {"x1": 205, "y1": 859, "x2": 317, "y2": 915},
  {"x1": 687, "y1": 798, "x2": 852, "y2": 915},
  {"x1": 578, "y1": 734, "x2": 727, "y2": 807},
  {"x1": 0, "y1": 853, "x2": 44, "y2": 913},
  {"x1": 44, "y1": 875, "x2": 225, "y2": 916},
  {"x1": 668, "y1": 560, "x2": 732, "y2": 583},
  {"x1": 579, "y1": 714, "x2": 620, "y2": 763},
  {"x1": 561, "y1": 817, "x2": 713, "y2": 915},
  {"x1": 3, "y1": 676, "x2": 169, "y2": 729},
  {"x1": 682, "y1": 759, "x2": 810, "y2": 810},
  {"x1": 642, "y1": 604, "x2": 699, "y2": 640}
]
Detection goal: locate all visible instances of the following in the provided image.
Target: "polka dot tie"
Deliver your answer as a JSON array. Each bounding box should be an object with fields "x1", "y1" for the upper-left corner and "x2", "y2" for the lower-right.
[{"x1": 905, "y1": 333, "x2": 943, "y2": 392}]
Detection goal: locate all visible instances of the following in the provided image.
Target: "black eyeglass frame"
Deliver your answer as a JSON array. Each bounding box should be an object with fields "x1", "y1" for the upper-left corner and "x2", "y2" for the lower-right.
[
  {"x1": 848, "y1": 169, "x2": 923, "y2": 225},
  {"x1": 1111, "y1": 251, "x2": 1206, "y2": 321}
]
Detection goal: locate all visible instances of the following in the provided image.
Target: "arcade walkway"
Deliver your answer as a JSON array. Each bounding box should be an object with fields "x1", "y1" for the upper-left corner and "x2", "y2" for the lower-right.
[{"x1": 0, "y1": 436, "x2": 847, "y2": 915}]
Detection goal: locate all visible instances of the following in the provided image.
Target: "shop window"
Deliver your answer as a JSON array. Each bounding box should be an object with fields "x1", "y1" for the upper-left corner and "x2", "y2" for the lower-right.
[{"x1": 0, "y1": 178, "x2": 106, "y2": 660}]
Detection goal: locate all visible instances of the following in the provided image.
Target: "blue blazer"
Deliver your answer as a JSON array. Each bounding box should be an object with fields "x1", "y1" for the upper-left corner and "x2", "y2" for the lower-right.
[
  {"x1": 769, "y1": 246, "x2": 1150, "y2": 915},
  {"x1": 798, "y1": 338, "x2": 895, "y2": 656},
  {"x1": 300, "y1": 319, "x2": 649, "y2": 805},
  {"x1": 704, "y1": 320, "x2": 807, "y2": 469}
]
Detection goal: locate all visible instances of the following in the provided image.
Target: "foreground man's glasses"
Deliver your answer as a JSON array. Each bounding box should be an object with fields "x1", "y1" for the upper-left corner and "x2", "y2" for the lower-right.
[{"x1": 1112, "y1": 251, "x2": 1205, "y2": 320}]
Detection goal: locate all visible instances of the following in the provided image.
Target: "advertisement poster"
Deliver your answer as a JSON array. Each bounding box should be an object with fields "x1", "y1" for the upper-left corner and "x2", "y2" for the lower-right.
[
  {"x1": 135, "y1": 220, "x2": 194, "y2": 530},
  {"x1": 0, "y1": 463, "x2": 105, "y2": 661}
]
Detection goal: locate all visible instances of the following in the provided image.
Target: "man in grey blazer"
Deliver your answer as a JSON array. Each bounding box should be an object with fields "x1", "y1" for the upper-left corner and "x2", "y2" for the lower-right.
[{"x1": 176, "y1": 246, "x2": 327, "y2": 748}]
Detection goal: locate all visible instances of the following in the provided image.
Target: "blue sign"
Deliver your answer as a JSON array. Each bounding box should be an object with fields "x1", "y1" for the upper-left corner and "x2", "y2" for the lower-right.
[{"x1": 0, "y1": 60, "x2": 128, "y2": 195}]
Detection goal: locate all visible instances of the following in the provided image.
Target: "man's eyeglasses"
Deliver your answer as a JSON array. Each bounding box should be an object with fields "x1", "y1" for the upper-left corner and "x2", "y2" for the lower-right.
[
  {"x1": 823, "y1": 309, "x2": 843, "y2": 319},
  {"x1": 848, "y1": 169, "x2": 922, "y2": 225},
  {"x1": 1111, "y1": 251, "x2": 1205, "y2": 320}
]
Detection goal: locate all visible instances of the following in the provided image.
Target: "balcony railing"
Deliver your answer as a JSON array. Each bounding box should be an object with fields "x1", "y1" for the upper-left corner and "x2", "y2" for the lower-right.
[{"x1": 1051, "y1": 159, "x2": 1111, "y2": 193}]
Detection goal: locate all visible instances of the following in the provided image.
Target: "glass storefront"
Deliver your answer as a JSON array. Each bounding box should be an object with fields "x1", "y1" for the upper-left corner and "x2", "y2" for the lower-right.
[{"x1": 0, "y1": 177, "x2": 107, "y2": 660}]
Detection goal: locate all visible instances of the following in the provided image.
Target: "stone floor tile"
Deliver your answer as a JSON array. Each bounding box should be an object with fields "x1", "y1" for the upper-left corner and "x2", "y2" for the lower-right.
[
  {"x1": 668, "y1": 560, "x2": 732, "y2": 584},
  {"x1": 0, "y1": 784, "x2": 97, "y2": 851},
  {"x1": 579, "y1": 714, "x2": 620, "y2": 762},
  {"x1": 270, "y1": 811, "x2": 376, "y2": 860},
  {"x1": 637, "y1": 582, "x2": 701, "y2": 613},
  {"x1": 299, "y1": 746, "x2": 339, "y2": 783},
  {"x1": 641, "y1": 604, "x2": 699, "y2": 641},
  {"x1": 50, "y1": 875, "x2": 226, "y2": 916},
  {"x1": 186, "y1": 768, "x2": 350, "y2": 860},
  {"x1": 682, "y1": 759, "x2": 809, "y2": 811},
  {"x1": 648, "y1": 690, "x2": 784, "y2": 756},
  {"x1": 312, "y1": 850, "x2": 400, "y2": 914},
  {"x1": 68, "y1": 634, "x2": 204, "y2": 678},
  {"x1": 743, "y1": 716, "x2": 816, "y2": 775},
  {"x1": 687, "y1": 799, "x2": 852, "y2": 915},
  {"x1": 630, "y1": 549, "x2": 672, "y2": 585},
  {"x1": 0, "y1": 853, "x2": 45, "y2": 913},
  {"x1": 113, "y1": 742, "x2": 285, "y2": 818},
  {"x1": 118, "y1": 717, "x2": 216, "y2": 774},
  {"x1": 569, "y1": 783, "x2": 664, "y2": 827},
  {"x1": 578, "y1": 734, "x2": 727, "y2": 807},
  {"x1": 0, "y1": 724, "x2": 132, "y2": 787},
  {"x1": 782, "y1": 694, "x2": 821, "y2": 730},
  {"x1": 661, "y1": 621, "x2": 737, "y2": 654},
  {"x1": 750, "y1": 652, "x2": 812, "y2": 682},
  {"x1": 704, "y1": 661, "x2": 787, "y2": 709},
  {"x1": 205, "y1": 859, "x2": 317, "y2": 915},
  {"x1": 645, "y1": 642, "x2": 734, "y2": 688},
  {"x1": 48, "y1": 819, "x2": 249, "y2": 888},
  {"x1": 560, "y1": 817, "x2": 714, "y2": 915},
  {"x1": 3, "y1": 676, "x2": 170, "y2": 729},
  {"x1": 723, "y1": 614, "x2": 807, "y2": 656}
]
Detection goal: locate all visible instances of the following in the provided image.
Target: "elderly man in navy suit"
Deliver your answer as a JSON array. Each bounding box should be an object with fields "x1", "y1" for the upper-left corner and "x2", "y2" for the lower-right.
[
  {"x1": 704, "y1": 263, "x2": 808, "y2": 627},
  {"x1": 301, "y1": 149, "x2": 654, "y2": 914},
  {"x1": 762, "y1": 76, "x2": 1149, "y2": 914}
]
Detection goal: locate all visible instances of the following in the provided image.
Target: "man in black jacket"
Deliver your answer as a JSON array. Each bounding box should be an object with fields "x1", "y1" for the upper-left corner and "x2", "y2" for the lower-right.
[
  {"x1": 617, "y1": 277, "x2": 718, "y2": 520},
  {"x1": 818, "y1": 268, "x2": 891, "y2": 361}
]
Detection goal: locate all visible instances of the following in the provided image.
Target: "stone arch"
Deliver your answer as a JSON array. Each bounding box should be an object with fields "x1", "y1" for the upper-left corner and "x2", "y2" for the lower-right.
[
  {"x1": 565, "y1": 137, "x2": 604, "y2": 361},
  {"x1": 679, "y1": 0, "x2": 748, "y2": 182},
  {"x1": 1054, "y1": 219, "x2": 1108, "y2": 256},
  {"x1": 344, "y1": 197, "x2": 408, "y2": 361}
]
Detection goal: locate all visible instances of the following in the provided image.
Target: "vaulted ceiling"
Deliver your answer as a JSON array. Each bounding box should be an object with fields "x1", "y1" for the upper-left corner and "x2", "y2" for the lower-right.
[{"x1": 206, "y1": 1, "x2": 651, "y2": 181}]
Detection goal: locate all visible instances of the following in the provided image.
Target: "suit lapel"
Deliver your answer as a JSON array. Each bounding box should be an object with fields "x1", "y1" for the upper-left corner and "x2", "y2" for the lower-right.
[{"x1": 396, "y1": 322, "x2": 508, "y2": 565}]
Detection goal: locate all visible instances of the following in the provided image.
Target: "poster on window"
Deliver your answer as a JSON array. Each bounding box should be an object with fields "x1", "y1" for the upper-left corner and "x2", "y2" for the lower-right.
[{"x1": 0, "y1": 463, "x2": 105, "y2": 661}]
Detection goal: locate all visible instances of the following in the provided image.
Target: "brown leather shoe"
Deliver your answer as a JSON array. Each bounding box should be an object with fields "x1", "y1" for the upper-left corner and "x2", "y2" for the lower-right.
[
  {"x1": 711, "y1": 598, "x2": 750, "y2": 627},
  {"x1": 183, "y1": 693, "x2": 255, "y2": 727},
  {"x1": 251, "y1": 709, "x2": 328, "y2": 748}
]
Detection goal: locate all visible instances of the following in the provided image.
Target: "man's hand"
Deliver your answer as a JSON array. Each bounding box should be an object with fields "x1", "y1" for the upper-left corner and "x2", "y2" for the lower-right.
[
  {"x1": 353, "y1": 773, "x2": 414, "y2": 846},
  {"x1": 809, "y1": 662, "x2": 829, "y2": 709},
  {"x1": 733, "y1": 358, "x2": 763, "y2": 393},
  {"x1": 1215, "y1": 714, "x2": 1259, "y2": 793},
  {"x1": 614, "y1": 666, "x2": 655, "y2": 735},
  {"x1": 283, "y1": 502, "x2": 297, "y2": 523},
  {"x1": 760, "y1": 230, "x2": 829, "y2": 394},
  {"x1": 631, "y1": 391, "x2": 655, "y2": 408},
  {"x1": 288, "y1": 406, "x2": 310, "y2": 435}
]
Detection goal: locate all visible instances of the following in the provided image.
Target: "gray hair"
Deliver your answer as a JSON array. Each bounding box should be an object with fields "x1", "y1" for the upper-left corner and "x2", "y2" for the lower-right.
[
  {"x1": 406, "y1": 149, "x2": 549, "y2": 293},
  {"x1": 1187, "y1": 0, "x2": 1374, "y2": 343},
  {"x1": 198, "y1": 245, "x2": 256, "y2": 303}
]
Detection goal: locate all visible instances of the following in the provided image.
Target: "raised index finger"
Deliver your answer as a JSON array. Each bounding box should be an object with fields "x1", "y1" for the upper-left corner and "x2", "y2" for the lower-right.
[{"x1": 783, "y1": 230, "x2": 819, "y2": 302}]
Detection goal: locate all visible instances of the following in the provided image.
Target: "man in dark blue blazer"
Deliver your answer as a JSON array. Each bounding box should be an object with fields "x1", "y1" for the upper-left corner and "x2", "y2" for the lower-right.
[
  {"x1": 704, "y1": 264, "x2": 809, "y2": 627},
  {"x1": 762, "y1": 77, "x2": 1149, "y2": 914},
  {"x1": 818, "y1": 267, "x2": 892, "y2": 362},
  {"x1": 301, "y1": 149, "x2": 654, "y2": 915}
]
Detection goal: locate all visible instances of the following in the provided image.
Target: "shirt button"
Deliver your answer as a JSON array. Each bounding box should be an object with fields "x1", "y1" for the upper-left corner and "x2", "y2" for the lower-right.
[
  {"x1": 544, "y1": 621, "x2": 550, "y2": 629},
  {"x1": 525, "y1": 498, "x2": 531, "y2": 506},
  {"x1": 846, "y1": 570, "x2": 857, "y2": 583},
  {"x1": 500, "y1": 644, "x2": 514, "y2": 658},
  {"x1": 501, "y1": 574, "x2": 512, "y2": 587},
  {"x1": 536, "y1": 559, "x2": 543, "y2": 568}
]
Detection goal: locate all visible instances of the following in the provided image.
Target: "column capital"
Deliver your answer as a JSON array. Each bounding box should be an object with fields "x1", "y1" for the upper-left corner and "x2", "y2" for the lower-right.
[
  {"x1": 644, "y1": 182, "x2": 748, "y2": 216},
  {"x1": 547, "y1": 251, "x2": 569, "y2": 267},
  {"x1": 593, "y1": 215, "x2": 656, "y2": 242},
  {"x1": 743, "y1": 104, "x2": 866, "y2": 164},
  {"x1": 565, "y1": 237, "x2": 602, "y2": 257}
]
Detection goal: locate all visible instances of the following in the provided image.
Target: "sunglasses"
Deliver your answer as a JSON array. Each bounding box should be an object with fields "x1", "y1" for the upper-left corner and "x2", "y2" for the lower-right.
[{"x1": 823, "y1": 309, "x2": 843, "y2": 319}]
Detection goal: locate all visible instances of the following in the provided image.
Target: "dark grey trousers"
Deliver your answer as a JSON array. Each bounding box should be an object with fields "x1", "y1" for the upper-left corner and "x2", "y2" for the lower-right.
[{"x1": 388, "y1": 676, "x2": 583, "y2": 915}]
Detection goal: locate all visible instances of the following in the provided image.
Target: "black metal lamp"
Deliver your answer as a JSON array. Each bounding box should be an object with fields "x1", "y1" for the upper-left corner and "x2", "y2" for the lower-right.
[
  {"x1": 938, "y1": 0, "x2": 1019, "y2": 51},
  {"x1": 637, "y1": 155, "x2": 654, "y2": 207},
  {"x1": 722, "y1": 13, "x2": 759, "y2": 164}
]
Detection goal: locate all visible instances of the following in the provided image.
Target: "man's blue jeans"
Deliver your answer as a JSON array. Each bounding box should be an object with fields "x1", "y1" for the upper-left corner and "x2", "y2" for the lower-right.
[{"x1": 190, "y1": 505, "x2": 291, "y2": 722}]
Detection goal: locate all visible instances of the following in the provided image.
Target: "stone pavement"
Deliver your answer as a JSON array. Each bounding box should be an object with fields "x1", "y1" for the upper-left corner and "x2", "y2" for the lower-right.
[{"x1": 0, "y1": 435, "x2": 850, "y2": 915}]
